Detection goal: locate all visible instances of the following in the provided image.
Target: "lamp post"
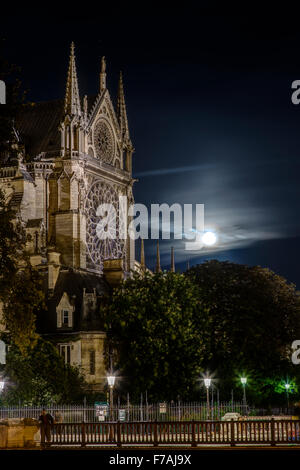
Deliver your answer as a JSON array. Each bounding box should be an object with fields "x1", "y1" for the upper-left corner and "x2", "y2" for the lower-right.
[
  {"x1": 107, "y1": 374, "x2": 116, "y2": 419},
  {"x1": 285, "y1": 383, "x2": 290, "y2": 410},
  {"x1": 241, "y1": 377, "x2": 247, "y2": 414},
  {"x1": 0, "y1": 380, "x2": 4, "y2": 393},
  {"x1": 107, "y1": 374, "x2": 116, "y2": 442},
  {"x1": 204, "y1": 378, "x2": 211, "y2": 420}
]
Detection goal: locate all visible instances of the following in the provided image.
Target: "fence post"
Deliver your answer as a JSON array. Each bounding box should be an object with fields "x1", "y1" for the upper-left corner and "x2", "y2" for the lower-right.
[
  {"x1": 117, "y1": 420, "x2": 122, "y2": 447},
  {"x1": 81, "y1": 422, "x2": 86, "y2": 447},
  {"x1": 230, "y1": 419, "x2": 235, "y2": 447},
  {"x1": 271, "y1": 418, "x2": 275, "y2": 447},
  {"x1": 191, "y1": 420, "x2": 196, "y2": 447},
  {"x1": 153, "y1": 421, "x2": 158, "y2": 447}
]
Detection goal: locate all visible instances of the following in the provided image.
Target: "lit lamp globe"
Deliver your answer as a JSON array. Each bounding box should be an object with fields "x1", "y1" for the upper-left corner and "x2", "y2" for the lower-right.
[
  {"x1": 202, "y1": 232, "x2": 217, "y2": 246},
  {"x1": 107, "y1": 375, "x2": 116, "y2": 388},
  {"x1": 241, "y1": 377, "x2": 247, "y2": 385},
  {"x1": 204, "y1": 378, "x2": 212, "y2": 389},
  {"x1": 285, "y1": 383, "x2": 290, "y2": 391}
]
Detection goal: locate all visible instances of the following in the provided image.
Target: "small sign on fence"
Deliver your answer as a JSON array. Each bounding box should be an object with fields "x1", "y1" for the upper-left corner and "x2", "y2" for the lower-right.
[
  {"x1": 118, "y1": 409, "x2": 126, "y2": 422},
  {"x1": 95, "y1": 402, "x2": 108, "y2": 421},
  {"x1": 159, "y1": 402, "x2": 167, "y2": 414}
]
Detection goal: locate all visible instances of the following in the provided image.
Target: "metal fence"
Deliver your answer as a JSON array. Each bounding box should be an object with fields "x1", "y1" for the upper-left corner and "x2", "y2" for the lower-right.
[
  {"x1": 0, "y1": 402, "x2": 295, "y2": 423},
  {"x1": 49, "y1": 419, "x2": 300, "y2": 447}
]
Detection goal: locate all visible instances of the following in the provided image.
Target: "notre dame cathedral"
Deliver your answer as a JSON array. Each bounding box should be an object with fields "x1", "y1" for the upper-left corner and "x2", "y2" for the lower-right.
[{"x1": 0, "y1": 43, "x2": 141, "y2": 392}]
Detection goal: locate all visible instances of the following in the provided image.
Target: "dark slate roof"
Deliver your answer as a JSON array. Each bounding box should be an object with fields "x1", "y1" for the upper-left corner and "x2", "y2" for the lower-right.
[
  {"x1": 38, "y1": 268, "x2": 111, "y2": 334},
  {"x1": 16, "y1": 100, "x2": 64, "y2": 158},
  {"x1": 15, "y1": 96, "x2": 97, "y2": 159}
]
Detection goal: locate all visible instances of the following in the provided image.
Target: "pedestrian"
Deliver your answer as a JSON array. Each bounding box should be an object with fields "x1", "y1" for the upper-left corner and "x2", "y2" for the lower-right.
[{"x1": 39, "y1": 408, "x2": 54, "y2": 447}]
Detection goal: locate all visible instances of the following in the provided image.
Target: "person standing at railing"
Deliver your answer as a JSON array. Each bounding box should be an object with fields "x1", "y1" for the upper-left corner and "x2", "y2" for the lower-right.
[{"x1": 39, "y1": 408, "x2": 54, "y2": 447}]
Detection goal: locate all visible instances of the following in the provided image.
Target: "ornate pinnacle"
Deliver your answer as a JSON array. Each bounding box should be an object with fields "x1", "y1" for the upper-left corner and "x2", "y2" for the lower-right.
[
  {"x1": 100, "y1": 56, "x2": 106, "y2": 91},
  {"x1": 64, "y1": 42, "x2": 81, "y2": 117},
  {"x1": 117, "y1": 71, "x2": 130, "y2": 142}
]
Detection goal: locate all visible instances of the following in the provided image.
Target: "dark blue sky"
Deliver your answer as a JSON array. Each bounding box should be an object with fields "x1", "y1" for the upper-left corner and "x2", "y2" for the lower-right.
[{"x1": 2, "y1": 12, "x2": 300, "y2": 286}]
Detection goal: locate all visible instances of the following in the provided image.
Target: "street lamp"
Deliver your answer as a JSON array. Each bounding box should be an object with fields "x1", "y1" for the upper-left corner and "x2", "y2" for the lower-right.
[
  {"x1": 107, "y1": 374, "x2": 116, "y2": 442},
  {"x1": 240, "y1": 377, "x2": 247, "y2": 414},
  {"x1": 107, "y1": 375, "x2": 115, "y2": 402},
  {"x1": 107, "y1": 374, "x2": 116, "y2": 419},
  {"x1": 204, "y1": 378, "x2": 211, "y2": 420}
]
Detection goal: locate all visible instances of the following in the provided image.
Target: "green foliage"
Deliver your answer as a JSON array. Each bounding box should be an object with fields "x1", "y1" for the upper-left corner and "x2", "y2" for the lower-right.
[
  {"x1": 1, "y1": 338, "x2": 85, "y2": 405},
  {"x1": 0, "y1": 189, "x2": 21, "y2": 294},
  {"x1": 186, "y1": 260, "x2": 300, "y2": 405},
  {"x1": 104, "y1": 260, "x2": 300, "y2": 405},
  {"x1": 2, "y1": 265, "x2": 44, "y2": 355},
  {"x1": 104, "y1": 271, "x2": 211, "y2": 402},
  {"x1": 0, "y1": 187, "x2": 44, "y2": 355},
  {"x1": 273, "y1": 378, "x2": 298, "y2": 395}
]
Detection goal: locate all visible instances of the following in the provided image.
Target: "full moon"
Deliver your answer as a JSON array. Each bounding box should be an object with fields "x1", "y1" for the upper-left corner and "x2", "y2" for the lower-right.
[{"x1": 202, "y1": 231, "x2": 217, "y2": 246}]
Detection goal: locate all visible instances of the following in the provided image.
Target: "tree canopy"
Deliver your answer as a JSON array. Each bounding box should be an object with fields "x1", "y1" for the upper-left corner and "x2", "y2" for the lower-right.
[
  {"x1": 0, "y1": 188, "x2": 44, "y2": 354},
  {"x1": 0, "y1": 338, "x2": 85, "y2": 405},
  {"x1": 104, "y1": 261, "x2": 300, "y2": 405},
  {"x1": 104, "y1": 271, "x2": 210, "y2": 402},
  {"x1": 186, "y1": 260, "x2": 300, "y2": 405}
]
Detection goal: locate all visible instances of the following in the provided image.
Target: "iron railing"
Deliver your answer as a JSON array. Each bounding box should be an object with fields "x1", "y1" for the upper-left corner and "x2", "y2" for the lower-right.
[
  {"x1": 48, "y1": 419, "x2": 300, "y2": 447},
  {"x1": 0, "y1": 402, "x2": 295, "y2": 423}
]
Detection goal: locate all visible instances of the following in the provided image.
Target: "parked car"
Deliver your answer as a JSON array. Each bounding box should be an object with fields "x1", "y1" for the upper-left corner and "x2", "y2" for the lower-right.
[{"x1": 221, "y1": 412, "x2": 241, "y2": 421}]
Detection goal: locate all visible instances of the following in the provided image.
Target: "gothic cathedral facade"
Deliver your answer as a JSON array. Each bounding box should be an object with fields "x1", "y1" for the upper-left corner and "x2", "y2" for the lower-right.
[{"x1": 0, "y1": 43, "x2": 137, "y2": 391}]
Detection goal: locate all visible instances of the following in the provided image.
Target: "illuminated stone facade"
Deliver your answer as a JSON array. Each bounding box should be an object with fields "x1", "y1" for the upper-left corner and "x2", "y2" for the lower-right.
[{"x1": 0, "y1": 43, "x2": 136, "y2": 391}]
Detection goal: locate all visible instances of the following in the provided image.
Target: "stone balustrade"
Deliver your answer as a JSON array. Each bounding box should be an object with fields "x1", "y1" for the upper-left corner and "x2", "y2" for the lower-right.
[{"x1": 0, "y1": 418, "x2": 40, "y2": 448}]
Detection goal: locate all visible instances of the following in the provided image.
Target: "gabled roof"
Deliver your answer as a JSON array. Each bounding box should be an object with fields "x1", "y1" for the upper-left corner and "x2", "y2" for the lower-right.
[
  {"x1": 51, "y1": 268, "x2": 109, "y2": 303},
  {"x1": 38, "y1": 268, "x2": 111, "y2": 334}
]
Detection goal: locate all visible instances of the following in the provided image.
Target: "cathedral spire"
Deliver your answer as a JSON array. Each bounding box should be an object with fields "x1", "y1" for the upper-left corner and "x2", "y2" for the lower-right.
[
  {"x1": 155, "y1": 241, "x2": 161, "y2": 273},
  {"x1": 100, "y1": 56, "x2": 106, "y2": 91},
  {"x1": 117, "y1": 71, "x2": 130, "y2": 142},
  {"x1": 64, "y1": 42, "x2": 81, "y2": 117},
  {"x1": 170, "y1": 246, "x2": 175, "y2": 273},
  {"x1": 140, "y1": 238, "x2": 145, "y2": 271}
]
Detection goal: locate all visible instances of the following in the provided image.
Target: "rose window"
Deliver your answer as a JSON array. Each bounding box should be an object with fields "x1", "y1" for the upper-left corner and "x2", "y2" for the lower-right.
[
  {"x1": 94, "y1": 120, "x2": 114, "y2": 164},
  {"x1": 85, "y1": 180, "x2": 126, "y2": 271}
]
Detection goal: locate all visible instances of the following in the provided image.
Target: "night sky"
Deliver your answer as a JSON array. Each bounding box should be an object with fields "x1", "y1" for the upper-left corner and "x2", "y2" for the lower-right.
[{"x1": 2, "y1": 12, "x2": 300, "y2": 286}]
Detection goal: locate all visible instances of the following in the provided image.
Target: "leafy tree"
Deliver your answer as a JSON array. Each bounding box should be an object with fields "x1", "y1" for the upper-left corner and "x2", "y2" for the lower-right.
[
  {"x1": 104, "y1": 271, "x2": 211, "y2": 402},
  {"x1": 0, "y1": 44, "x2": 41, "y2": 354},
  {"x1": 0, "y1": 189, "x2": 21, "y2": 295},
  {"x1": 2, "y1": 262, "x2": 45, "y2": 355},
  {"x1": 0, "y1": 338, "x2": 85, "y2": 405},
  {"x1": 186, "y1": 260, "x2": 300, "y2": 405},
  {"x1": 0, "y1": 187, "x2": 44, "y2": 354}
]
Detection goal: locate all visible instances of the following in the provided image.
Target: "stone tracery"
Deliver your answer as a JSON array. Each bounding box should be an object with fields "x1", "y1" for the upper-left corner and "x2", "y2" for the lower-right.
[
  {"x1": 85, "y1": 179, "x2": 125, "y2": 272},
  {"x1": 93, "y1": 119, "x2": 114, "y2": 164}
]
